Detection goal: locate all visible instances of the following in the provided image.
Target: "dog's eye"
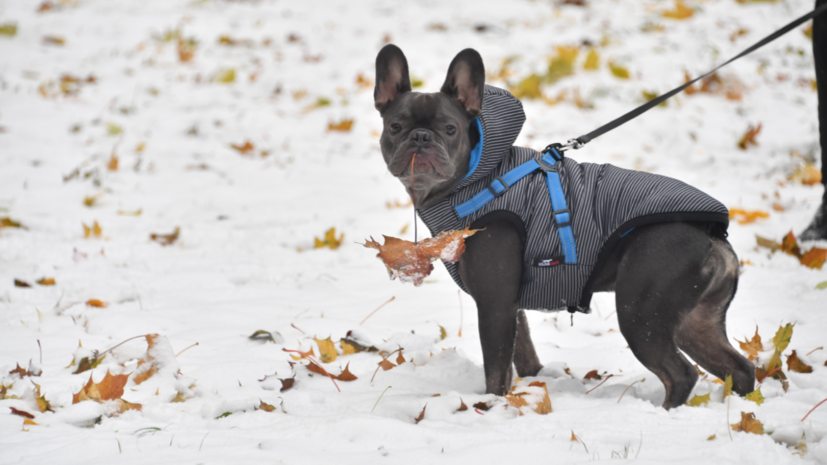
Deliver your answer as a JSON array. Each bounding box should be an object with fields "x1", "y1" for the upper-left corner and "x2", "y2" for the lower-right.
[
  {"x1": 389, "y1": 123, "x2": 402, "y2": 134},
  {"x1": 445, "y1": 125, "x2": 456, "y2": 136}
]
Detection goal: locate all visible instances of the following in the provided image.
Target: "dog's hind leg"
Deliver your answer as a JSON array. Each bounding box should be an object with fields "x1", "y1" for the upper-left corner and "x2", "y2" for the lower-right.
[
  {"x1": 675, "y1": 235, "x2": 755, "y2": 396},
  {"x1": 513, "y1": 309, "x2": 543, "y2": 377},
  {"x1": 614, "y1": 223, "x2": 711, "y2": 409}
]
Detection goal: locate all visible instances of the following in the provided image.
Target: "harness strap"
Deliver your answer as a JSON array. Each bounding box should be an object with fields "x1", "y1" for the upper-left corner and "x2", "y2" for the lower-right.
[{"x1": 454, "y1": 147, "x2": 578, "y2": 264}]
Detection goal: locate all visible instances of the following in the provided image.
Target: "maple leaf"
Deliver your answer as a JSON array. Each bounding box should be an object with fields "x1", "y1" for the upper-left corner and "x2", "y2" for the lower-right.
[
  {"x1": 314, "y1": 227, "x2": 343, "y2": 250},
  {"x1": 230, "y1": 140, "x2": 255, "y2": 155},
  {"x1": 364, "y1": 228, "x2": 479, "y2": 286},
  {"x1": 340, "y1": 335, "x2": 377, "y2": 355},
  {"x1": 686, "y1": 392, "x2": 711, "y2": 407},
  {"x1": 773, "y1": 323, "x2": 794, "y2": 352},
  {"x1": 9, "y1": 361, "x2": 40, "y2": 378},
  {"x1": 150, "y1": 227, "x2": 180, "y2": 246},
  {"x1": 737, "y1": 124, "x2": 761, "y2": 150},
  {"x1": 736, "y1": 326, "x2": 763, "y2": 361},
  {"x1": 74, "y1": 353, "x2": 105, "y2": 374},
  {"x1": 72, "y1": 370, "x2": 133, "y2": 406},
  {"x1": 508, "y1": 73, "x2": 544, "y2": 100},
  {"x1": 86, "y1": 299, "x2": 108, "y2": 308},
  {"x1": 731, "y1": 412, "x2": 764, "y2": 435},
  {"x1": 786, "y1": 350, "x2": 813, "y2": 373},
  {"x1": 745, "y1": 388, "x2": 765, "y2": 405},
  {"x1": 800, "y1": 247, "x2": 827, "y2": 270},
  {"x1": 327, "y1": 119, "x2": 354, "y2": 132},
  {"x1": 284, "y1": 347, "x2": 315, "y2": 361},
  {"x1": 279, "y1": 377, "x2": 295, "y2": 392},
  {"x1": 546, "y1": 46, "x2": 579, "y2": 84},
  {"x1": 314, "y1": 337, "x2": 338, "y2": 363}
]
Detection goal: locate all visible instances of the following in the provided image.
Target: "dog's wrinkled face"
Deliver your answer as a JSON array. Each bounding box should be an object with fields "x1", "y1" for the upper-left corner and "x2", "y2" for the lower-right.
[{"x1": 374, "y1": 45, "x2": 485, "y2": 210}]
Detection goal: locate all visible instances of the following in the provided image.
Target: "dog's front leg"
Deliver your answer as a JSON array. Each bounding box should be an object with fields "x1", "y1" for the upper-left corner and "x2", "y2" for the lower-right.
[{"x1": 458, "y1": 220, "x2": 523, "y2": 395}]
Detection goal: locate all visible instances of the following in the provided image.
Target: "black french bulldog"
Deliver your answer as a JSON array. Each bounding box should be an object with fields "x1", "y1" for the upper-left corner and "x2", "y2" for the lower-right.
[{"x1": 373, "y1": 44, "x2": 755, "y2": 409}]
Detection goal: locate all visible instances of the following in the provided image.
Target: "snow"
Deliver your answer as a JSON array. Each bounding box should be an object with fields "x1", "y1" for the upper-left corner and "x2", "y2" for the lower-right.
[{"x1": 1, "y1": 0, "x2": 826, "y2": 463}]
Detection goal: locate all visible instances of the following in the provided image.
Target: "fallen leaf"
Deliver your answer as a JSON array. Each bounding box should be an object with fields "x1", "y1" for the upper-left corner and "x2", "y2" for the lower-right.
[
  {"x1": 737, "y1": 326, "x2": 763, "y2": 361},
  {"x1": 773, "y1": 323, "x2": 794, "y2": 352},
  {"x1": 457, "y1": 399, "x2": 468, "y2": 412},
  {"x1": 340, "y1": 336, "x2": 377, "y2": 355},
  {"x1": 213, "y1": 68, "x2": 236, "y2": 84},
  {"x1": 546, "y1": 46, "x2": 579, "y2": 84},
  {"x1": 787, "y1": 163, "x2": 822, "y2": 186},
  {"x1": 415, "y1": 404, "x2": 427, "y2": 424},
  {"x1": 24, "y1": 418, "x2": 37, "y2": 427},
  {"x1": 364, "y1": 228, "x2": 480, "y2": 286},
  {"x1": 583, "y1": 48, "x2": 600, "y2": 70},
  {"x1": 786, "y1": 350, "x2": 813, "y2": 373},
  {"x1": 724, "y1": 374, "x2": 733, "y2": 398},
  {"x1": 36, "y1": 277, "x2": 55, "y2": 286},
  {"x1": 72, "y1": 370, "x2": 129, "y2": 404},
  {"x1": 10, "y1": 407, "x2": 35, "y2": 419},
  {"x1": 259, "y1": 400, "x2": 277, "y2": 412},
  {"x1": 177, "y1": 38, "x2": 197, "y2": 62},
  {"x1": 731, "y1": 412, "x2": 764, "y2": 435},
  {"x1": 745, "y1": 388, "x2": 765, "y2": 405},
  {"x1": 86, "y1": 299, "x2": 108, "y2": 308},
  {"x1": 42, "y1": 35, "x2": 65, "y2": 46},
  {"x1": 150, "y1": 227, "x2": 180, "y2": 246},
  {"x1": 472, "y1": 401, "x2": 492, "y2": 411},
  {"x1": 737, "y1": 124, "x2": 761, "y2": 150},
  {"x1": 314, "y1": 337, "x2": 338, "y2": 363},
  {"x1": 279, "y1": 377, "x2": 295, "y2": 392},
  {"x1": 327, "y1": 119, "x2": 354, "y2": 132},
  {"x1": 439, "y1": 326, "x2": 447, "y2": 340},
  {"x1": 230, "y1": 141, "x2": 255, "y2": 155},
  {"x1": 284, "y1": 346, "x2": 315, "y2": 361},
  {"x1": 505, "y1": 381, "x2": 552, "y2": 415},
  {"x1": 106, "y1": 122, "x2": 122, "y2": 136},
  {"x1": 800, "y1": 247, "x2": 827, "y2": 270},
  {"x1": 32, "y1": 382, "x2": 52, "y2": 413},
  {"x1": 335, "y1": 363, "x2": 357, "y2": 381},
  {"x1": 378, "y1": 359, "x2": 395, "y2": 371},
  {"x1": 508, "y1": 73, "x2": 544, "y2": 100},
  {"x1": 132, "y1": 334, "x2": 178, "y2": 385},
  {"x1": 686, "y1": 392, "x2": 711, "y2": 407},
  {"x1": 1, "y1": 217, "x2": 23, "y2": 229},
  {"x1": 83, "y1": 221, "x2": 103, "y2": 238},
  {"x1": 609, "y1": 62, "x2": 630, "y2": 79},
  {"x1": 729, "y1": 208, "x2": 769, "y2": 225},
  {"x1": 816, "y1": 281, "x2": 827, "y2": 290},
  {"x1": 583, "y1": 370, "x2": 601, "y2": 380},
  {"x1": 315, "y1": 227, "x2": 344, "y2": 250},
  {"x1": 248, "y1": 330, "x2": 285, "y2": 344},
  {"x1": 396, "y1": 350, "x2": 405, "y2": 365},
  {"x1": 0, "y1": 23, "x2": 17, "y2": 37},
  {"x1": 14, "y1": 279, "x2": 31, "y2": 288},
  {"x1": 707, "y1": 434, "x2": 716, "y2": 441},
  {"x1": 84, "y1": 192, "x2": 105, "y2": 207},
  {"x1": 117, "y1": 209, "x2": 142, "y2": 216},
  {"x1": 74, "y1": 353, "x2": 106, "y2": 374},
  {"x1": 662, "y1": 0, "x2": 694, "y2": 19}
]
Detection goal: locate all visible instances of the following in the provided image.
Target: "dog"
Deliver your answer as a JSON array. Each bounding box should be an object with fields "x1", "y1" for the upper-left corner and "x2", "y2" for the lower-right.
[{"x1": 373, "y1": 44, "x2": 755, "y2": 409}]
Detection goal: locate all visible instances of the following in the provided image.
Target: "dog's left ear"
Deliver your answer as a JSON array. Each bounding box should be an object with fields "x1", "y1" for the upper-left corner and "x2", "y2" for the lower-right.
[{"x1": 440, "y1": 49, "x2": 485, "y2": 117}]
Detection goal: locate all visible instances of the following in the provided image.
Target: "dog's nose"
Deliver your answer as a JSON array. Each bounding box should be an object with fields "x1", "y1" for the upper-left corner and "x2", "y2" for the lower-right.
[{"x1": 411, "y1": 129, "x2": 431, "y2": 144}]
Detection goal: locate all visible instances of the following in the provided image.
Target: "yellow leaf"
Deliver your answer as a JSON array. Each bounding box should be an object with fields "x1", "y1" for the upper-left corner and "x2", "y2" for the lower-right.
[
  {"x1": 772, "y1": 323, "x2": 793, "y2": 352},
  {"x1": 135, "y1": 142, "x2": 146, "y2": 153},
  {"x1": 707, "y1": 434, "x2": 716, "y2": 441},
  {"x1": 439, "y1": 325, "x2": 447, "y2": 340},
  {"x1": 724, "y1": 375, "x2": 733, "y2": 398},
  {"x1": 107, "y1": 154, "x2": 118, "y2": 171},
  {"x1": 86, "y1": 299, "x2": 108, "y2": 308},
  {"x1": 314, "y1": 337, "x2": 338, "y2": 363},
  {"x1": 0, "y1": 217, "x2": 23, "y2": 229},
  {"x1": 731, "y1": 412, "x2": 764, "y2": 435},
  {"x1": 546, "y1": 46, "x2": 579, "y2": 84},
  {"x1": 609, "y1": 62, "x2": 630, "y2": 79},
  {"x1": 83, "y1": 192, "x2": 105, "y2": 207},
  {"x1": 213, "y1": 68, "x2": 236, "y2": 84},
  {"x1": 36, "y1": 277, "x2": 55, "y2": 286},
  {"x1": 583, "y1": 48, "x2": 600, "y2": 71},
  {"x1": 729, "y1": 208, "x2": 769, "y2": 225},
  {"x1": 43, "y1": 35, "x2": 65, "y2": 46},
  {"x1": 106, "y1": 122, "x2": 122, "y2": 136},
  {"x1": 736, "y1": 326, "x2": 763, "y2": 361},
  {"x1": 0, "y1": 23, "x2": 17, "y2": 37},
  {"x1": 259, "y1": 400, "x2": 277, "y2": 412},
  {"x1": 117, "y1": 209, "x2": 142, "y2": 216},
  {"x1": 788, "y1": 163, "x2": 822, "y2": 186},
  {"x1": 737, "y1": 124, "x2": 761, "y2": 150},
  {"x1": 23, "y1": 418, "x2": 37, "y2": 426},
  {"x1": 327, "y1": 119, "x2": 354, "y2": 132},
  {"x1": 686, "y1": 392, "x2": 711, "y2": 407},
  {"x1": 508, "y1": 73, "x2": 544, "y2": 100},
  {"x1": 745, "y1": 388, "x2": 764, "y2": 405},
  {"x1": 662, "y1": 0, "x2": 694, "y2": 20},
  {"x1": 314, "y1": 227, "x2": 343, "y2": 250}
]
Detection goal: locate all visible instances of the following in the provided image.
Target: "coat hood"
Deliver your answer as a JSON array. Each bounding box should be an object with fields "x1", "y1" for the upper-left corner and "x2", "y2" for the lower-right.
[{"x1": 454, "y1": 85, "x2": 526, "y2": 191}]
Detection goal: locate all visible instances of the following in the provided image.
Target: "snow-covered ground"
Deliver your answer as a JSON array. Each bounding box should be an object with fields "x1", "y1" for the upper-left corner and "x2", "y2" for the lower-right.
[{"x1": 1, "y1": 0, "x2": 826, "y2": 463}]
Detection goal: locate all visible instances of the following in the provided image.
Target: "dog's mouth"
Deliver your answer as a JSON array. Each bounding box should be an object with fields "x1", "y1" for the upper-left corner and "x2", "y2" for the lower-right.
[{"x1": 389, "y1": 149, "x2": 451, "y2": 179}]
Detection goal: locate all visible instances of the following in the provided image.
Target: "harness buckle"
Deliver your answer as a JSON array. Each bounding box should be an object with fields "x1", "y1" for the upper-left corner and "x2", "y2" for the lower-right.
[
  {"x1": 553, "y1": 208, "x2": 572, "y2": 228},
  {"x1": 535, "y1": 156, "x2": 558, "y2": 173},
  {"x1": 486, "y1": 176, "x2": 509, "y2": 198}
]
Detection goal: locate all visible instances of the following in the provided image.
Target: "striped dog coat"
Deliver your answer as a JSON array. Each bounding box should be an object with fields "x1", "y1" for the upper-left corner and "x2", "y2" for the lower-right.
[{"x1": 417, "y1": 86, "x2": 730, "y2": 312}]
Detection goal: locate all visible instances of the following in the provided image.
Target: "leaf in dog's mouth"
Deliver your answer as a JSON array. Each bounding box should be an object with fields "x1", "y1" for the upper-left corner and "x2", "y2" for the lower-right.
[{"x1": 364, "y1": 228, "x2": 479, "y2": 286}]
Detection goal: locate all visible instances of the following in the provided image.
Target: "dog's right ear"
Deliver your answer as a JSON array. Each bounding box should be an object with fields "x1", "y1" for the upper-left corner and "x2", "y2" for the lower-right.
[{"x1": 374, "y1": 44, "x2": 411, "y2": 114}]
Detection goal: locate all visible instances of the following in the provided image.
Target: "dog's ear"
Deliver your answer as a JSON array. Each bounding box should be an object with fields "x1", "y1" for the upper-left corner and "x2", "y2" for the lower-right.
[
  {"x1": 374, "y1": 44, "x2": 412, "y2": 113},
  {"x1": 440, "y1": 49, "x2": 485, "y2": 117}
]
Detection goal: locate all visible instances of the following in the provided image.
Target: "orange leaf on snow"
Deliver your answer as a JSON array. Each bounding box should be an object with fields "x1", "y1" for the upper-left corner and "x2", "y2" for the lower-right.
[
  {"x1": 800, "y1": 247, "x2": 827, "y2": 270},
  {"x1": 230, "y1": 141, "x2": 255, "y2": 155},
  {"x1": 364, "y1": 228, "x2": 480, "y2": 286},
  {"x1": 335, "y1": 363, "x2": 358, "y2": 381},
  {"x1": 737, "y1": 326, "x2": 763, "y2": 361},
  {"x1": 729, "y1": 208, "x2": 769, "y2": 225},
  {"x1": 327, "y1": 119, "x2": 354, "y2": 132},
  {"x1": 10, "y1": 407, "x2": 35, "y2": 419},
  {"x1": 284, "y1": 347, "x2": 315, "y2": 361},
  {"x1": 36, "y1": 277, "x2": 56, "y2": 286},
  {"x1": 415, "y1": 404, "x2": 427, "y2": 424},
  {"x1": 259, "y1": 400, "x2": 277, "y2": 412},
  {"x1": 787, "y1": 350, "x2": 813, "y2": 374},
  {"x1": 737, "y1": 124, "x2": 762, "y2": 150},
  {"x1": 86, "y1": 299, "x2": 108, "y2": 308},
  {"x1": 662, "y1": 0, "x2": 694, "y2": 20},
  {"x1": 731, "y1": 412, "x2": 764, "y2": 435},
  {"x1": 72, "y1": 370, "x2": 131, "y2": 404},
  {"x1": 378, "y1": 359, "x2": 395, "y2": 371}
]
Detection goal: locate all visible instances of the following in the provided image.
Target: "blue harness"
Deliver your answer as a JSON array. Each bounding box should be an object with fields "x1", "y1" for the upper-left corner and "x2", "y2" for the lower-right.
[{"x1": 454, "y1": 147, "x2": 578, "y2": 264}]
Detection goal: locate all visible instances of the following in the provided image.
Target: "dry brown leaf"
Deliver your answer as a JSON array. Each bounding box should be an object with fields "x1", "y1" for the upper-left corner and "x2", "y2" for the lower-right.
[
  {"x1": 457, "y1": 399, "x2": 468, "y2": 412},
  {"x1": 736, "y1": 326, "x2": 763, "y2": 361},
  {"x1": 13, "y1": 279, "x2": 31, "y2": 288},
  {"x1": 334, "y1": 363, "x2": 357, "y2": 381},
  {"x1": 800, "y1": 248, "x2": 827, "y2": 270},
  {"x1": 378, "y1": 359, "x2": 395, "y2": 371},
  {"x1": 737, "y1": 124, "x2": 762, "y2": 150},
  {"x1": 150, "y1": 227, "x2": 180, "y2": 246},
  {"x1": 72, "y1": 370, "x2": 131, "y2": 404},
  {"x1": 259, "y1": 400, "x2": 277, "y2": 412},
  {"x1": 10, "y1": 407, "x2": 35, "y2": 419},
  {"x1": 32, "y1": 382, "x2": 52, "y2": 413},
  {"x1": 364, "y1": 228, "x2": 480, "y2": 286},
  {"x1": 177, "y1": 38, "x2": 197, "y2": 62},
  {"x1": 731, "y1": 412, "x2": 764, "y2": 435},
  {"x1": 787, "y1": 350, "x2": 813, "y2": 374},
  {"x1": 279, "y1": 377, "x2": 295, "y2": 392},
  {"x1": 415, "y1": 404, "x2": 427, "y2": 424},
  {"x1": 1, "y1": 217, "x2": 23, "y2": 229}
]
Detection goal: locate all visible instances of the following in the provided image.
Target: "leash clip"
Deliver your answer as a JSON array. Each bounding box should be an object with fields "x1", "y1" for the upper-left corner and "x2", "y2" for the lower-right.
[{"x1": 560, "y1": 138, "x2": 584, "y2": 152}]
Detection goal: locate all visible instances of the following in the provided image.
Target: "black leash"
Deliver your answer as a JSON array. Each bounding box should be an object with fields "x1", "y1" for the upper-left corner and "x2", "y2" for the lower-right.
[{"x1": 550, "y1": 2, "x2": 827, "y2": 153}]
